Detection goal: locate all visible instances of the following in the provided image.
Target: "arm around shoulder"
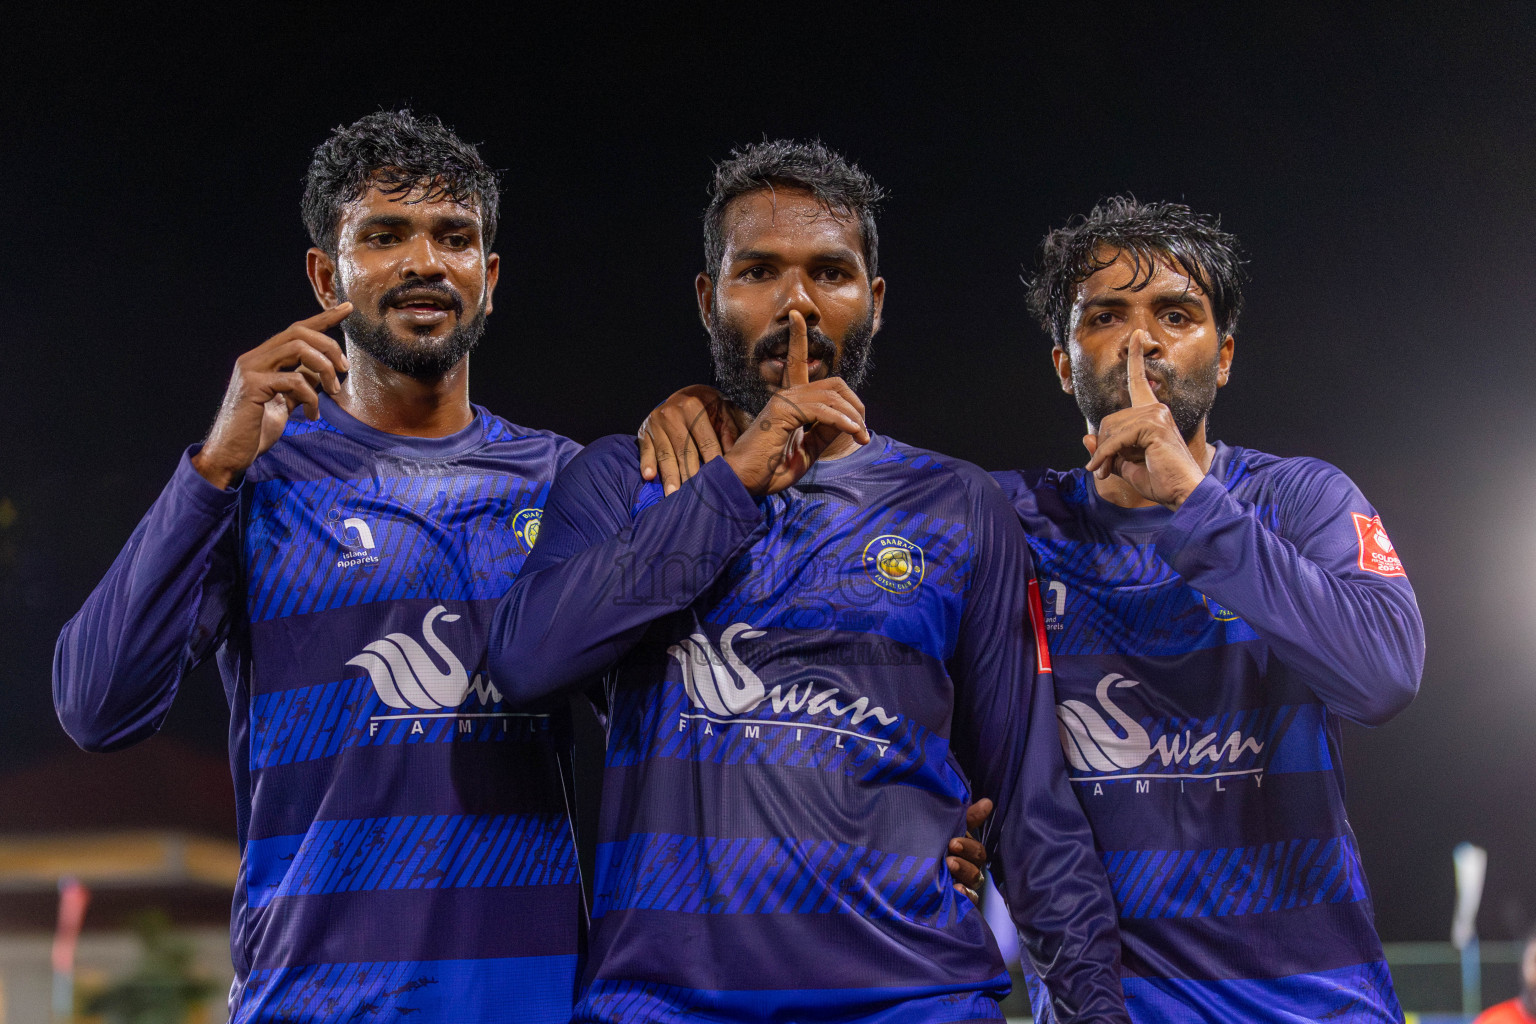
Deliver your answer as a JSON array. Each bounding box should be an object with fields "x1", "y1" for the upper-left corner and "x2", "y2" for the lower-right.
[{"x1": 488, "y1": 436, "x2": 765, "y2": 706}]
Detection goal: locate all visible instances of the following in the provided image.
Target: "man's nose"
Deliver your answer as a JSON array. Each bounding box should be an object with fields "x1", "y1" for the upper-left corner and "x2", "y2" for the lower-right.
[
  {"x1": 397, "y1": 235, "x2": 448, "y2": 279},
  {"x1": 775, "y1": 270, "x2": 820, "y2": 329},
  {"x1": 1118, "y1": 317, "x2": 1166, "y2": 360}
]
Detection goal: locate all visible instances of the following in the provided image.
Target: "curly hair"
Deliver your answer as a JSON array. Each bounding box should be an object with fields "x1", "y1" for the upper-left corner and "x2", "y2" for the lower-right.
[
  {"x1": 1025, "y1": 196, "x2": 1246, "y2": 348},
  {"x1": 301, "y1": 109, "x2": 500, "y2": 255},
  {"x1": 703, "y1": 138, "x2": 885, "y2": 279}
]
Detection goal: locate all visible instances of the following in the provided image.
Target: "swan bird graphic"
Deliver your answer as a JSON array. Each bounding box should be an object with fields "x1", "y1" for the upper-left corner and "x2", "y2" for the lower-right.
[
  {"x1": 1056, "y1": 672, "x2": 1154, "y2": 772},
  {"x1": 346, "y1": 605, "x2": 472, "y2": 710},
  {"x1": 668, "y1": 623, "x2": 767, "y2": 716}
]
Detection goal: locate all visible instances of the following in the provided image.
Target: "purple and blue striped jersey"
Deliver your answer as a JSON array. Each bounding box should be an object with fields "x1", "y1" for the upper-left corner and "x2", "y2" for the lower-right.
[
  {"x1": 489, "y1": 434, "x2": 1130, "y2": 1024},
  {"x1": 54, "y1": 394, "x2": 586, "y2": 1023},
  {"x1": 992, "y1": 442, "x2": 1423, "y2": 1024}
]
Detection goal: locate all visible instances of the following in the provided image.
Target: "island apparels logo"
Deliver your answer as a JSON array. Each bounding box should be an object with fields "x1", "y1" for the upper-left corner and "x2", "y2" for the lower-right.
[{"x1": 331, "y1": 511, "x2": 381, "y2": 569}]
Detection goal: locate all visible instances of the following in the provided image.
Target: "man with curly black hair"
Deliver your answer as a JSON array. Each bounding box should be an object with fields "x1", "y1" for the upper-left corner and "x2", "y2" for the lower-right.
[
  {"x1": 55, "y1": 109, "x2": 586, "y2": 1023},
  {"x1": 994, "y1": 196, "x2": 1424, "y2": 1023}
]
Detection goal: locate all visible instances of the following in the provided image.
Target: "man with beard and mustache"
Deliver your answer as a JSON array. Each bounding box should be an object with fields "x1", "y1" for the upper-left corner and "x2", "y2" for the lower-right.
[
  {"x1": 995, "y1": 197, "x2": 1424, "y2": 1023},
  {"x1": 488, "y1": 139, "x2": 1128, "y2": 1024},
  {"x1": 55, "y1": 110, "x2": 592, "y2": 1023}
]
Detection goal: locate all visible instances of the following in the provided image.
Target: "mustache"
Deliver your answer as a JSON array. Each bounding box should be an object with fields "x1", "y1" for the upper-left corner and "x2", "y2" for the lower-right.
[
  {"x1": 377, "y1": 280, "x2": 464, "y2": 317},
  {"x1": 749, "y1": 323, "x2": 839, "y2": 368}
]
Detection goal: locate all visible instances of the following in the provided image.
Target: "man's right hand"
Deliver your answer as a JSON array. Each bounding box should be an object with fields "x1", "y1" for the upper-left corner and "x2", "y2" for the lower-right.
[
  {"x1": 191, "y1": 304, "x2": 352, "y2": 490},
  {"x1": 723, "y1": 310, "x2": 868, "y2": 497}
]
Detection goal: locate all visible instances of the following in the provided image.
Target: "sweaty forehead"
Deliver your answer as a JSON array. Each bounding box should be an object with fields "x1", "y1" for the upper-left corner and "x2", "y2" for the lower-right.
[
  {"x1": 1077, "y1": 248, "x2": 1207, "y2": 304},
  {"x1": 340, "y1": 181, "x2": 481, "y2": 226},
  {"x1": 720, "y1": 188, "x2": 863, "y2": 258}
]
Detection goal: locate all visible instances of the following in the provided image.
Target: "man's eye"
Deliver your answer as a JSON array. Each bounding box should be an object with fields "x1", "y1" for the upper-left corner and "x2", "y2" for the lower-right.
[
  {"x1": 442, "y1": 235, "x2": 471, "y2": 250},
  {"x1": 1093, "y1": 312, "x2": 1116, "y2": 325},
  {"x1": 1164, "y1": 311, "x2": 1187, "y2": 325},
  {"x1": 742, "y1": 266, "x2": 770, "y2": 280},
  {"x1": 367, "y1": 233, "x2": 398, "y2": 246},
  {"x1": 818, "y1": 268, "x2": 846, "y2": 282}
]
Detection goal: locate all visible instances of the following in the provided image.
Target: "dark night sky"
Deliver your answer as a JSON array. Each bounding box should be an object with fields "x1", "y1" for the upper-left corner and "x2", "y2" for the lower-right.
[{"x1": 3, "y1": 6, "x2": 1534, "y2": 942}]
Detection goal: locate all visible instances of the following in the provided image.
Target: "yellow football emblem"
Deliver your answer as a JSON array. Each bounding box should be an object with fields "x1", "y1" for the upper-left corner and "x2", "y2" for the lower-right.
[{"x1": 863, "y1": 534, "x2": 925, "y2": 594}]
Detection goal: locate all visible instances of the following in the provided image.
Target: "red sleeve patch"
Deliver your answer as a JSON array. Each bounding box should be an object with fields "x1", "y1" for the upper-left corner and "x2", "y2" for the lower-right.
[
  {"x1": 1352, "y1": 513, "x2": 1405, "y2": 577},
  {"x1": 1026, "y1": 578, "x2": 1054, "y2": 673}
]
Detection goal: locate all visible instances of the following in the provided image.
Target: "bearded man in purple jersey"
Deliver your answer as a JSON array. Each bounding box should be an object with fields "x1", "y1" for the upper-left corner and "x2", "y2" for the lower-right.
[
  {"x1": 995, "y1": 197, "x2": 1424, "y2": 1023},
  {"x1": 53, "y1": 110, "x2": 596, "y2": 1023},
  {"x1": 490, "y1": 139, "x2": 1129, "y2": 1024}
]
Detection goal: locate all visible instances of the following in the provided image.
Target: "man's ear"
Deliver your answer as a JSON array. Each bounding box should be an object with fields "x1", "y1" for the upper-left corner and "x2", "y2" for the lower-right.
[
  {"x1": 483, "y1": 251, "x2": 501, "y2": 317},
  {"x1": 307, "y1": 248, "x2": 341, "y2": 309},
  {"x1": 695, "y1": 273, "x2": 715, "y2": 330},
  {"x1": 1051, "y1": 344, "x2": 1074, "y2": 394},
  {"x1": 1216, "y1": 333, "x2": 1235, "y2": 387},
  {"x1": 870, "y1": 276, "x2": 886, "y2": 334}
]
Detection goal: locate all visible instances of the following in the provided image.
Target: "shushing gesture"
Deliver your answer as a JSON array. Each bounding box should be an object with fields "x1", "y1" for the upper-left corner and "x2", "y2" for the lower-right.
[
  {"x1": 722, "y1": 310, "x2": 869, "y2": 496},
  {"x1": 191, "y1": 304, "x2": 353, "y2": 490},
  {"x1": 1083, "y1": 329, "x2": 1208, "y2": 510}
]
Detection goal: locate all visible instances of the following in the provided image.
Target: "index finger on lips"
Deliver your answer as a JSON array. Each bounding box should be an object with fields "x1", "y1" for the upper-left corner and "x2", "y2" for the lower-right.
[
  {"x1": 1127, "y1": 329, "x2": 1157, "y2": 407},
  {"x1": 785, "y1": 310, "x2": 811, "y2": 388}
]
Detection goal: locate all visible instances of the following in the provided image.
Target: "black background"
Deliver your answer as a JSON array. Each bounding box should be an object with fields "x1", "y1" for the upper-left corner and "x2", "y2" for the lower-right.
[{"x1": 4, "y1": 5, "x2": 1534, "y2": 943}]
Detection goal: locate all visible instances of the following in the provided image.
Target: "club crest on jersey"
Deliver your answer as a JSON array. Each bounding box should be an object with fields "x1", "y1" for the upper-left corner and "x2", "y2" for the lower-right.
[
  {"x1": 346, "y1": 604, "x2": 503, "y2": 710},
  {"x1": 1200, "y1": 593, "x2": 1241, "y2": 622},
  {"x1": 512, "y1": 507, "x2": 543, "y2": 554},
  {"x1": 1351, "y1": 513, "x2": 1404, "y2": 577},
  {"x1": 862, "y1": 534, "x2": 924, "y2": 594}
]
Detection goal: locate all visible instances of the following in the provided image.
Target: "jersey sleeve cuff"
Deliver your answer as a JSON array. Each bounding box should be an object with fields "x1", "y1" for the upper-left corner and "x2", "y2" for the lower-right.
[
  {"x1": 1154, "y1": 474, "x2": 1233, "y2": 572},
  {"x1": 170, "y1": 446, "x2": 243, "y2": 517},
  {"x1": 689, "y1": 454, "x2": 766, "y2": 537}
]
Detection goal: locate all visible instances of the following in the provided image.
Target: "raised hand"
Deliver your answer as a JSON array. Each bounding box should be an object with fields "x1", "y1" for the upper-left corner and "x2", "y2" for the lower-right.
[
  {"x1": 191, "y1": 304, "x2": 352, "y2": 489},
  {"x1": 1083, "y1": 329, "x2": 1207, "y2": 509},
  {"x1": 637, "y1": 385, "x2": 746, "y2": 495},
  {"x1": 722, "y1": 311, "x2": 869, "y2": 496}
]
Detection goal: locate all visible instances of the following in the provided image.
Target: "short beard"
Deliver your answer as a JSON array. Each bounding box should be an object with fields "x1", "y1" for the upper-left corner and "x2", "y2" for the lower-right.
[
  {"x1": 336, "y1": 279, "x2": 487, "y2": 382},
  {"x1": 707, "y1": 303, "x2": 875, "y2": 416},
  {"x1": 1070, "y1": 349, "x2": 1219, "y2": 441}
]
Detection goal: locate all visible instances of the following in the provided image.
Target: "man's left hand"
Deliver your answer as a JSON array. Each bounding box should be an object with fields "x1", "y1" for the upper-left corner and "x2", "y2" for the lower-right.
[
  {"x1": 1083, "y1": 329, "x2": 1207, "y2": 510},
  {"x1": 948, "y1": 797, "x2": 993, "y2": 905}
]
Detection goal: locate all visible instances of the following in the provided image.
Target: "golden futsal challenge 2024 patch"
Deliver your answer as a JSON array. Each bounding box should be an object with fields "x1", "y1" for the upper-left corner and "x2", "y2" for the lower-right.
[{"x1": 862, "y1": 534, "x2": 925, "y2": 594}]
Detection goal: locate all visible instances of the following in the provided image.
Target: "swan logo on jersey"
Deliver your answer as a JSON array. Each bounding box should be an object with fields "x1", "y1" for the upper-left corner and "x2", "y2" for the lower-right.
[
  {"x1": 1056, "y1": 672, "x2": 1264, "y2": 777},
  {"x1": 346, "y1": 605, "x2": 503, "y2": 709},
  {"x1": 669, "y1": 622, "x2": 898, "y2": 728},
  {"x1": 512, "y1": 507, "x2": 542, "y2": 554},
  {"x1": 862, "y1": 534, "x2": 924, "y2": 594},
  {"x1": 1352, "y1": 513, "x2": 1404, "y2": 577}
]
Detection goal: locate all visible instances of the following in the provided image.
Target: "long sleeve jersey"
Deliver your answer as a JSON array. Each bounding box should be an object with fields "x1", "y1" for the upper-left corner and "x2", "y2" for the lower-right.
[
  {"x1": 992, "y1": 442, "x2": 1424, "y2": 1024},
  {"x1": 489, "y1": 433, "x2": 1130, "y2": 1024},
  {"x1": 53, "y1": 394, "x2": 586, "y2": 1023}
]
